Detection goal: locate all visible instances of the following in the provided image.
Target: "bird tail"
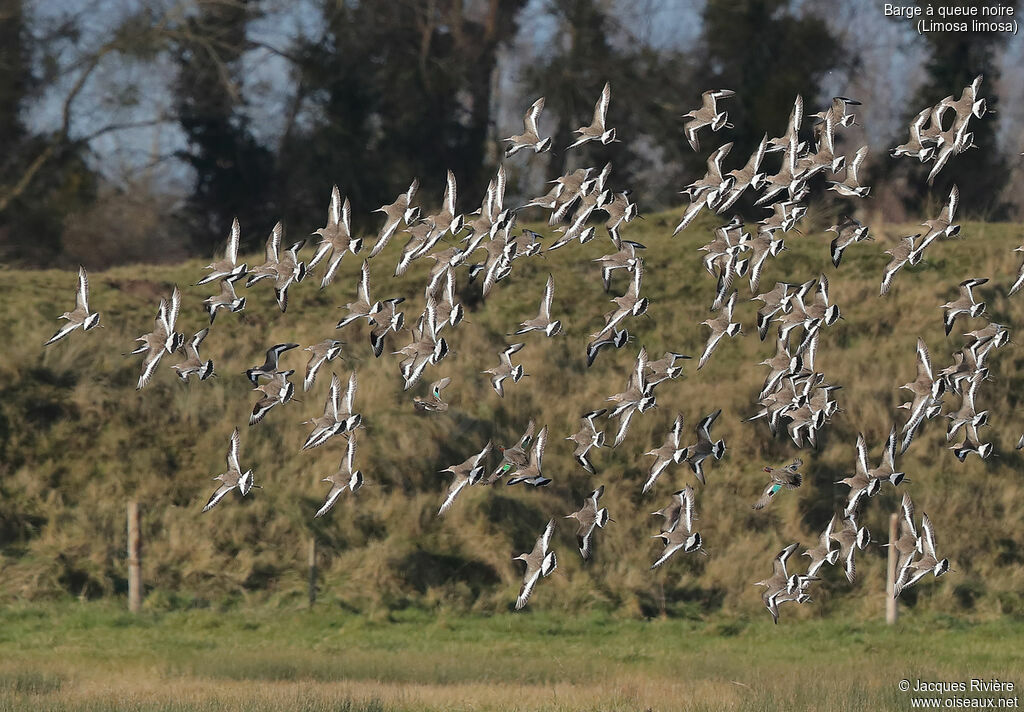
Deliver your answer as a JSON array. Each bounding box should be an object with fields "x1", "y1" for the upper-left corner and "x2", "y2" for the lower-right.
[{"x1": 541, "y1": 551, "x2": 558, "y2": 577}]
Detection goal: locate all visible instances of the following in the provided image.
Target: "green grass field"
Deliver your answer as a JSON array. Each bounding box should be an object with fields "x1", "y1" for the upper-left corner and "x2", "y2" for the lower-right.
[{"x1": 1, "y1": 602, "x2": 1022, "y2": 711}]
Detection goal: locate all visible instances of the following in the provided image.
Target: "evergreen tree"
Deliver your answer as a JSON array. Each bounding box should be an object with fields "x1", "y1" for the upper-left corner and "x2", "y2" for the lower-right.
[
  {"x1": 173, "y1": 0, "x2": 275, "y2": 251},
  {"x1": 697, "y1": 0, "x2": 844, "y2": 183},
  {"x1": 0, "y1": 0, "x2": 32, "y2": 148},
  {"x1": 279, "y1": 0, "x2": 527, "y2": 235}
]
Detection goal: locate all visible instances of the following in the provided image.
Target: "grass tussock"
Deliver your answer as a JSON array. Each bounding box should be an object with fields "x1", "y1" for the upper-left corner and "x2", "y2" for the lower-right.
[{"x1": 0, "y1": 210, "x2": 1023, "y2": 620}]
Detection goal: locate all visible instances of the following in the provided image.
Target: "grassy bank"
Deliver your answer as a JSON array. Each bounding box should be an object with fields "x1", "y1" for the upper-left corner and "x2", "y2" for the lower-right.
[{"x1": 0, "y1": 210, "x2": 1023, "y2": 618}]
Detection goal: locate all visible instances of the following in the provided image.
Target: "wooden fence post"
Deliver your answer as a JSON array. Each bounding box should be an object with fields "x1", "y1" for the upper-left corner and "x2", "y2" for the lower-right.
[
  {"x1": 886, "y1": 512, "x2": 898, "y2": 625},
  {"x1": 127, "y1": 501, "x2": 142, "y2": 613},
  {"x1": 308, "y1": 536, "x2": 317, "y2": 608}
]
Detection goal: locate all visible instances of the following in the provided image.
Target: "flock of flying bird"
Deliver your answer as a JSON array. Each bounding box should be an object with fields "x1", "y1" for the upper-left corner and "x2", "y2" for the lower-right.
[{"x1": 43, "y1": 75, "x2": 1013, "y2": 617}]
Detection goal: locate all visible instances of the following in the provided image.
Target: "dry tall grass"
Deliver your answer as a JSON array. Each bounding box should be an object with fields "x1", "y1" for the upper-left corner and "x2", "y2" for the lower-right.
[{"x1": 1, "y1": 211, "x2": 1023, "y2": 619}]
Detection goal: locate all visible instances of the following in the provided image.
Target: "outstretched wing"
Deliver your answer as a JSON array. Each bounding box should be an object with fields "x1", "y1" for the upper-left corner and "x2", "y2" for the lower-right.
[
  {"x1": 358, "y1": 260, "x2": 371, "y2": 303},
  {"x1": 541, "y1": 274, "x2": 555, "y2": 318},
  {"x1": 578, "y1": 524, "x2": 596, "y2": 560},
  {"x1": 630, "y1": 346, "x2": 649, "y2": 391},
  {"x1": 344, "y1": 432, "x2": 357, "y2": 473},
  {"x1": 304, "y1": 351, "x2": 326, "y2": 392},
  {"x1": 697, "y1": 330, "x2": 724, "y2": 370},
  {"x1": 516, "y1": 567, "x2": 542, "y2": 610},
  {"x1": 696, "y1": 409, "x2": 721, "y2": 437},
  {"x1": 944, "y1": 185, "x2": 959, "y2": 222},
  {"x1": 76, "y1": 266, "x2": 90, "y2": 311},
  {"x1": 532, "y1": 427, "x2": 549, "y2": 470},
  {"x1": 651, "y1": 540, "x2": 682, "y2": 569},
  {"x1": 438, "y1": 478, "x2": 469, "y2": 516},
  {"x1": 821, "y1": 112, "x2": 836, "y2": 154},
  {"x1": 822, "y1": 513, "x2": 838, "y2": 544},
  {"x1": 883, "y1": 424, "x2": 899, "y2": 470},
  {"x1": 753, "y1": 482, "x2": 779, "y2": 510},
  {"x1": 329, "y1": 185, "x2": 342, "y2": 226},
  {"x1": 472, "y1": 440, "x2": 493, "y2": 470},
  {"x1": 492, "y1": 164, "x2": 507, "y2": 216},
  {"x1": 777, "y1": 542, "x2": 798, "y2": 569},
  {"x1": 405, "y1": 178, "x2": 419, "y2": 203},
  {"x1": 670, "y1": 413, "x2": 684, "y2": 449},
  {"x1": 921, "y1": 513, "x2": 938, "y2": 558},
  {"x1": 227, "y1": 427, "x2": 241, "y2": 472},
  {"x1": 592, "y1": 82, "x2": 611, "y2": 129},
  {"x1": 226, "y1": 218, "x2": 240, "y2": 263},
  {"x1": 444, "y1": 170, "x2": 457, "y2": 215},
  {"x1": 849, "y1": 145, "x2": 868, "y2": 182},
  {"x1": 267, "y1": 222, "x2": 283, "y2": 263},
  {"x1": 916, "y1": 338, "x2": 933, "y2": 381},
  {"x1": 137, "y1": 350, "x2": 164, "y2": 390},
  {"x1": 680, "y1": 485, "x2": 696, "y2": 532},
  {"x1": 791, "y1": 94, "x2": 804, "y2": 133},
  {"x1": 900, "y1": 493, "x2": 917, "y2": 537},
  {"x1": 203, "y1": 483, "x2": 235, "y2": 513},
  {"x1": 751, "y1": 133, "x2": 768, "y2": 173},
  {"x1": 404, "y1": 354, "x2": 430, "y2": 391},
  {"x1": 314, "y1": 484, "x2": 346, "y2": 518},
  {"x1": 855, "y1": 433, "x2": 870, "y2": 477},
  {"x1": 162, "y1": 286, "x2": 181, "y2": 332},
  {"x1": 249, "y1": 395, "x2": 276, "y2": 425},
  {"x1": 342, "y1": 371, "x2": 357, "y2": 414},
  {"x1": 188, "y1": 328, "x2": 209, "y2": 358},
  {"x1": 539, "y1": 518, "x2": 556, "y2": 552},
  {"x1": 501, "y1": 342, "x2": 525, "y2": 366},
  {"x1": 525, "y1": 96, "x2": 544, "y2": 135},
  {"x1": 432, "y1": 376, "x2": 451, "y2": 398},
  {"x1": 341, "y1": 196, "x2": 352, "y2": 235},
  {"x1": 45, "y1": 321, "x2": 80, "y2": 346},
  {"x1": 327, "y1": 373, "x2": 341, "y2": 419}
]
